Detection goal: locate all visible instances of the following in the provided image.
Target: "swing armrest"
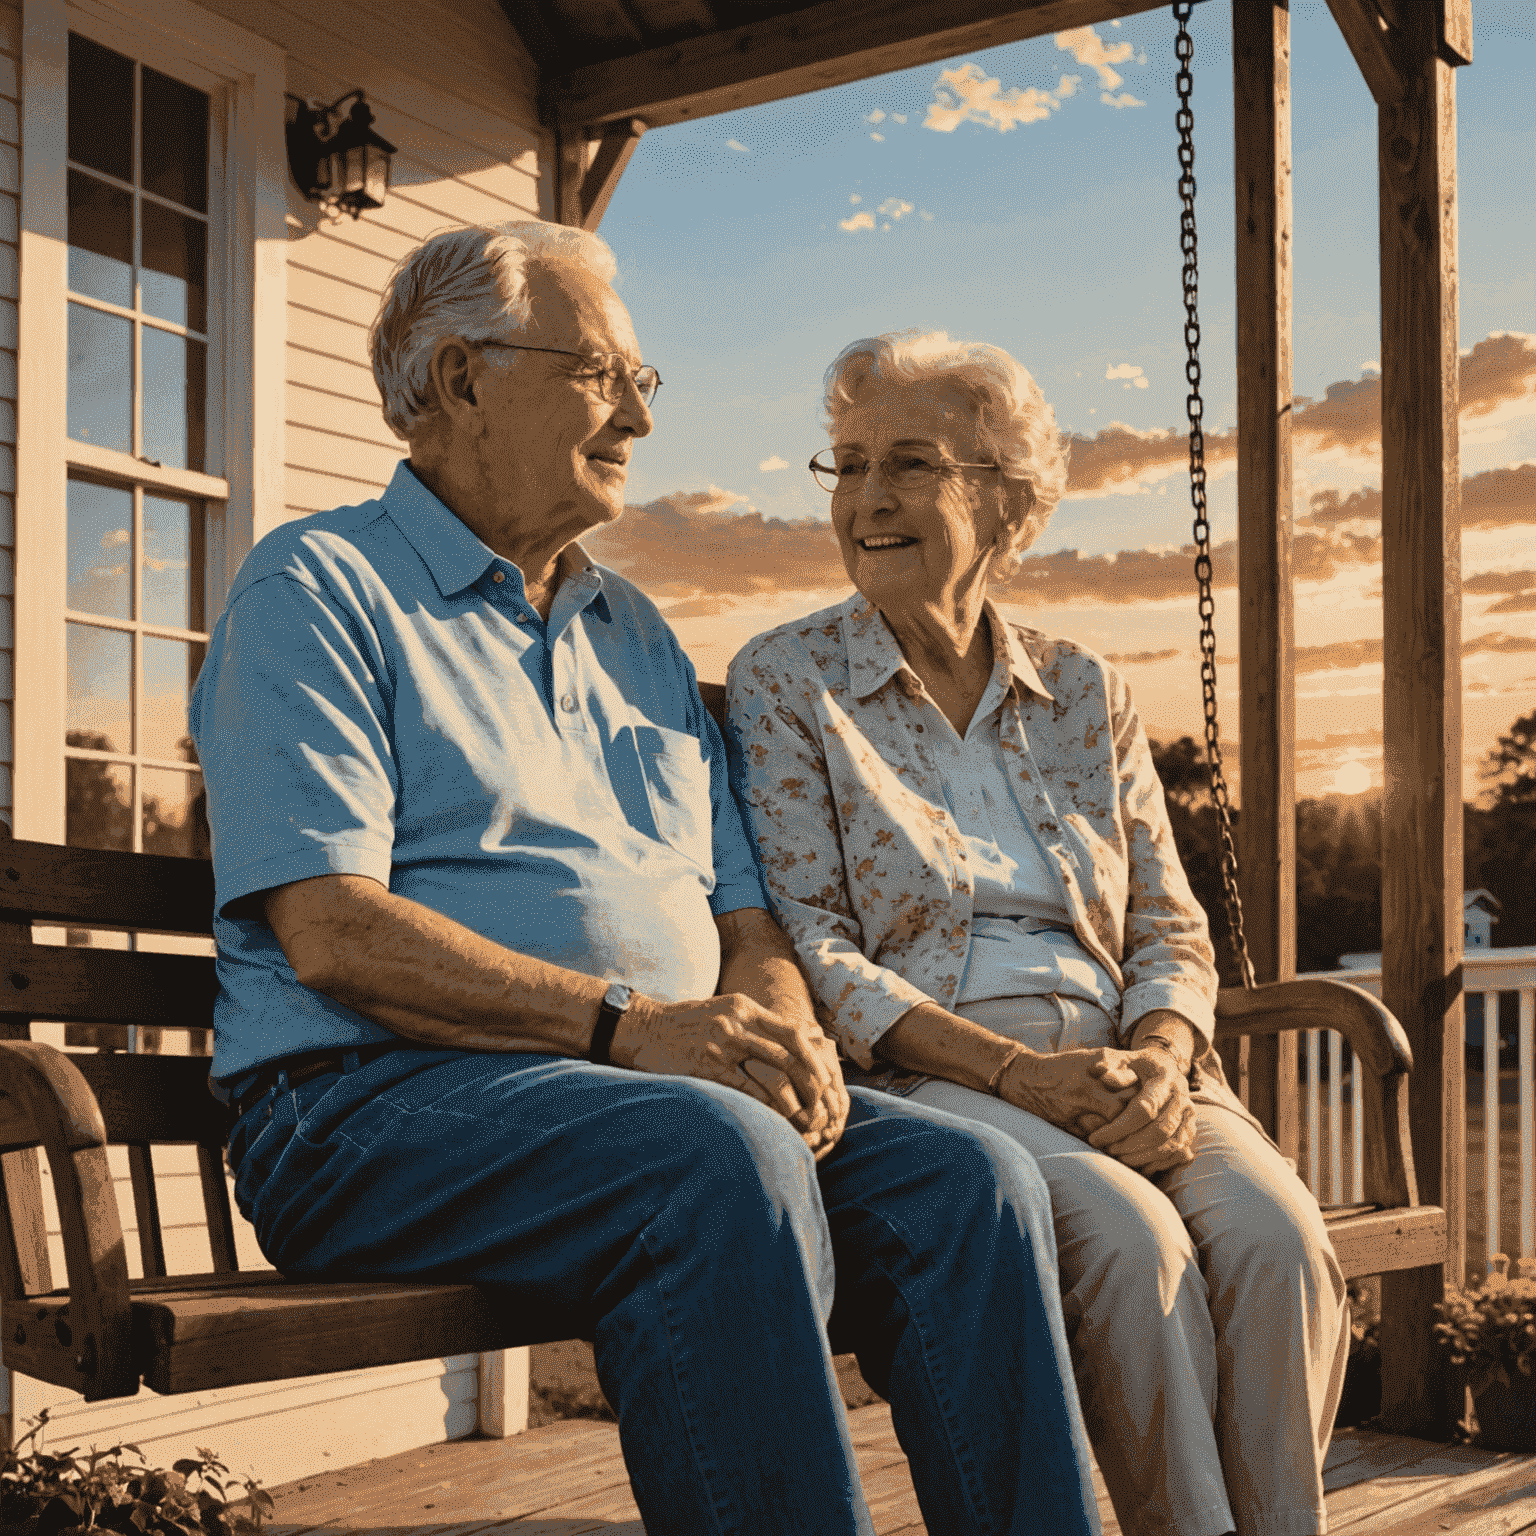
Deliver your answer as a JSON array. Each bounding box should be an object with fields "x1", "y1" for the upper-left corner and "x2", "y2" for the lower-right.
[
  {"x1": 1214, "y1": 979, "x2": 1417, "y2": 1208},
  {"x1": 1215, "y1": 978, "x2": 1412, "y2": 1077}
]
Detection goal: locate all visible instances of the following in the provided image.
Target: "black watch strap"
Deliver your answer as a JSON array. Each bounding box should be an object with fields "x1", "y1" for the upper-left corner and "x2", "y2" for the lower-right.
[{"x1": 588, "y1": 981, "x2": 632, "y2": 1065}]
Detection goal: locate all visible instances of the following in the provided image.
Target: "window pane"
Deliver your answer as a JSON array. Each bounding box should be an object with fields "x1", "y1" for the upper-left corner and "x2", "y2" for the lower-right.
[
  {"x1": 141, "y1": 328, "x2": 206, "y2": 472},
  {"x1": 142, "y1": 495, "x2": 207, "y2": 630},
  {"x1": 68, "y1": 33, "x2": 133, "y2": 183},
  {"x1": 67, "y1": 478, "x2": 133, "y2": 619},
  {"x1": 141, "y1": 635, "x2": 204, "y2": 761},
  {"x1": 68, "y1": 302, "x2": 133, "y2": 454},
  {"x1": 141, "y1": 67, "x2": 208, "y2": 214},
  {"x1": 66, "y1": 622, "x2": 133, "y2": 754},
  {"x1": 141, "y1": 201, "x2": 207, "y2": 332},
  {"x1": 142, "y1": 767, "x2": 209, "y2": 859},
  {"x1": 66, "y1": 758, "x2": 133, "y2": 852},
  {"x1": 67, "y1": 170, "x2": 133, "y2": 309}
]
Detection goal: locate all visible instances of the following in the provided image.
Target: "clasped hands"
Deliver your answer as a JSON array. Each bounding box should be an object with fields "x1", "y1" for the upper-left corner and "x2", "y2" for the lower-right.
[
  {"x1": 618, "y1": 992, "x2": 849, "y2": 1161},
  {"x1": 995, "y1": 1028, "x2": 1198, "y2": 1176}
]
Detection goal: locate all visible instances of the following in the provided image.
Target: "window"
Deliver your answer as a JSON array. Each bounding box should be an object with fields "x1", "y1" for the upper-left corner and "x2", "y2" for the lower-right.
[
  {"x1": 14, "y1": 0, "x2": 284, "y2": 856},
  {"x1": 62, "y1": 31, "x2": 221, "y2": 857}
]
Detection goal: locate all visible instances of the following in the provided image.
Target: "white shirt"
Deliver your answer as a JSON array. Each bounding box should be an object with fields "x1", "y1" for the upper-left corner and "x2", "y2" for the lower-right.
[{"x1": 924, "y1": 677, "x2": 1123, "y2": 1019}]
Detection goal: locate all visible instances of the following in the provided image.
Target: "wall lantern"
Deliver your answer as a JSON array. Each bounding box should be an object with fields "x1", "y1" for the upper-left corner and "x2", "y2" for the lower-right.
[{"x1": 285, "y1": 89, "x2": 396, "y2": 219}]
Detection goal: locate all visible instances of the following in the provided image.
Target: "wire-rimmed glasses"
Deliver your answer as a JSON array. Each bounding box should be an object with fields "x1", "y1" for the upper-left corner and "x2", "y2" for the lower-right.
[
  {"x1": 808, "y1": 450, "x2": 1001, "y2": 493},
  {"x1": 479, "y1": 341, "x2": 662, "y2": 406}
]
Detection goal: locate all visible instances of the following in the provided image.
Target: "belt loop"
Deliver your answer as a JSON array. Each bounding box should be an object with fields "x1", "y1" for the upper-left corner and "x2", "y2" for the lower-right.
[
  {"x1": 1051, "y1": 993, "x2": 1079, "y2": 1054},
  {"x1": 342, "y1": 1048, "x2": 361, "y2": 1074}
]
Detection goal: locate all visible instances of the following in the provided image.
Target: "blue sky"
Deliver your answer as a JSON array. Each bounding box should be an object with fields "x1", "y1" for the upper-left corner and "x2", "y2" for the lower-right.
[{"x1": 583, "y1": 2, "x2": 1536, "y2": 797}]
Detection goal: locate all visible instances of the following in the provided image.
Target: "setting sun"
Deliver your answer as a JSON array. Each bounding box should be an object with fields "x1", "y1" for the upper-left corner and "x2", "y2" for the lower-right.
[{"x1": 1329, "y1": 761, "x2": 1373, "y2": 796}]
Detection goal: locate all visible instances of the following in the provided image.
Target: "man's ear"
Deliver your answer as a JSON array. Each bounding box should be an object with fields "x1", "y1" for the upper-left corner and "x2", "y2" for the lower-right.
[{"x1": 426, "y1": 337, "x2": 480, "y2": 424}]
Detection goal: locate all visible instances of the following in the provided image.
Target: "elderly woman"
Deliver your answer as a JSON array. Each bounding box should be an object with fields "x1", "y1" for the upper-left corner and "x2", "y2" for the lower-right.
[{"x1": 726, "y1": 332, "x2": 1349, "y2": 1536}]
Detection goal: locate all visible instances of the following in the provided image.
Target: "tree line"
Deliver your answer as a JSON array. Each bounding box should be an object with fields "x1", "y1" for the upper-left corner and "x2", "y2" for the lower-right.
[{"x1": 1152, "y1": 708, "x2": 1536, "y2": 986}]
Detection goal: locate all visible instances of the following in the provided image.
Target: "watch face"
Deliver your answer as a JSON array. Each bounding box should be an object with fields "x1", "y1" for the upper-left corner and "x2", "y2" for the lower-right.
[{"x1": 604, "y1": 981, "x2": 633, "y2": 1011}]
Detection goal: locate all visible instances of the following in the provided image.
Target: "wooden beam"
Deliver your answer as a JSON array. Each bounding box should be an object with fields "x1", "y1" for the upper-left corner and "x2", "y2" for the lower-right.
[
  {"x1": 1375, "y1": 11, "x2": 1466, "y2": 1441},
  {"x1": 547, "y1": 0, "x2": 1160, "y2": 131},
  {"x1": 555, "y1": 120, "x2": 647, "y2": 230},
  {"x1": 1231, "y1": 0, "x2": 1297, "y2": 1159},
  {"x1": 1324, "y1": 0, "x2": 1407, "y2": 105}
]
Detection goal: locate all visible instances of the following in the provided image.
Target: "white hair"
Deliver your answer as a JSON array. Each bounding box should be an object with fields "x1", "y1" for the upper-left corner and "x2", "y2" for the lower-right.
[
  {"x1": 822, "y1": 331, "x2": 1070, "y2": 578},
  {"x1": 368, "y1": 221, "x2": 619, "y2": 440}
]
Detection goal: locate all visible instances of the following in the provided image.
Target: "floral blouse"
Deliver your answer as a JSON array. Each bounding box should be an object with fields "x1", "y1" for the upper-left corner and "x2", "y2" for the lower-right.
[{"x1": 725, "y1": 591, "x2": 1257, "y2": 1126}]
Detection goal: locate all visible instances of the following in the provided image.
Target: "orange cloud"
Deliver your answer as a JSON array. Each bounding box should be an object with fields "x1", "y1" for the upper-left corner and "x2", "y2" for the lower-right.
[
  {"x1": 1064, "y1": 333, "x2": 1536, "y2": 496},
  {"x1": 1104, "y1": 647, "x2": 1181, "y2": 665},
  {"x1": 1296, "y1": 638, "x2": 1382, "y2": 674},
  {"x1": 585, "y1": 489, "x2": 844, "y2": 599},
  {"x1": 1303, "y1": 463, "x2": 1536, "y2": 533}
]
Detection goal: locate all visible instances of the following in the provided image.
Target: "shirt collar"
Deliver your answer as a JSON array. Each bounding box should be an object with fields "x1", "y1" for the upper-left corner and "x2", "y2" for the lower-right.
[
  {"x1": 381, "y1": 459, "x2": 610, "y2": 620},
  {"x1": 842, "y1": 592, "x2": 1055, "y2": 705}
]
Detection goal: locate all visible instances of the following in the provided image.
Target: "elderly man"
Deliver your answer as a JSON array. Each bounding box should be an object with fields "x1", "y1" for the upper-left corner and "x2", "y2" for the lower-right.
[{"x1": 190, "y1": 221, "x2": 1102, "y2": 1536}]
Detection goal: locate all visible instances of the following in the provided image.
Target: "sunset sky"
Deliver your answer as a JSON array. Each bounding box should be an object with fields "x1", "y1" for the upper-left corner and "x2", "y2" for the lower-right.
[{"x1": 580, "y1": 0, "x2": 1536, "y2": 803}]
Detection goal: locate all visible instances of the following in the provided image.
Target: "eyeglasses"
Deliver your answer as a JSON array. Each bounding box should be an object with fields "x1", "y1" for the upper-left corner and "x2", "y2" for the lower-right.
[
  {"x1": 478, "y1": 342, "x2": 662, "y2": 406},
  {"x1": 809, "y1": 450, "x2": 1001, "y2": 493}
]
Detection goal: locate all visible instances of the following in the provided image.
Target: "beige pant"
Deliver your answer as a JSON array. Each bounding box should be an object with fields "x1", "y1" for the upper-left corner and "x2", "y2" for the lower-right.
[{"x1": 907, "y1": 996, "x2": 1350, "y2": 1536}]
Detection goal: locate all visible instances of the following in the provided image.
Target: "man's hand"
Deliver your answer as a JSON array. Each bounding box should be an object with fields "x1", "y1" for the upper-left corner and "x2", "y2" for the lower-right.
[{"x1": 616, "y1": 992, "x2": 849, "y2": 1160}]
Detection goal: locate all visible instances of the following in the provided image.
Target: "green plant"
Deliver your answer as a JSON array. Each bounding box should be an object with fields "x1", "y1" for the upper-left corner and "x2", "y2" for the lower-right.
[
  {"x1": 0, "y1": 1411, "x2": 274, "y2": 1536},
  {"x1": 1433, "y1": 1255, "x2": 1536, "y2": 1396}
]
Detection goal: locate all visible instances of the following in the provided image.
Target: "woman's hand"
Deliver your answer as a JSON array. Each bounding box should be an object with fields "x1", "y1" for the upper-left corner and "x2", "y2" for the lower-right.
[
  {"x1": 1081, "y1": 1046, "x2": 1198, "y2": 1175},
  {"x1": 994, "y1": 1047, "x2": 1140, "y2": 1138}
]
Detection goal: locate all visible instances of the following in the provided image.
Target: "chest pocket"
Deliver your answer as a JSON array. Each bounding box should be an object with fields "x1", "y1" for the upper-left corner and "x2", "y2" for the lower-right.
[{"x1": 633, "y1": 724, "x2": 713, "y2": 874}]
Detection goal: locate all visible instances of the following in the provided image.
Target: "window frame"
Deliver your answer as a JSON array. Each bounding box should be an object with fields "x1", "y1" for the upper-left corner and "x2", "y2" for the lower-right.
[{"x1": 15, "y1": 0, "x2": 286, "y2": 843}]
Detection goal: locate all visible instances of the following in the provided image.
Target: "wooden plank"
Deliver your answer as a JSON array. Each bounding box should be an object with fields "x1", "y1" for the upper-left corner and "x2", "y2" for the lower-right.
[
  {"x1": 548, "y1": 0, "x2": 1162, "y2": 131},
  {"x1": 196, "y1": 1142, "x2": 238, "y2": 1272},
  {"x1": 133, "y1": 1279, "x2": 526, "y2": 1394},
  {"x1": 0, "y1": 944, "x2": 217, "y2": 1032},
  {"x1": 1337, "y1": 1451, "x2": 1536, "y2": 1535},
  {"x1": 1376, "y1": 4, "x2": 1467, "y2": 1440},
  {"x1": 70, "y1": 1054, "x2": 230, "y2": 1147},
  {"x1": 1325, "y1": 0, "x2": 1408, "y2": 105},
  {"x1": 1326, "y1": 1205, "x2": 1446, "y2": 1278},
  {"x1": 1231, "y1": 0, "x2": 1298, "y2": 1161},
  {"x1": 579, "y1": 119, "x2": 646, "y2": 230},
  {"x1": 0, "y1": 1146, "x2": 52, "y2": 1296},
  {"x1": 126, "y1": 1143, "x2": 167, "y2": 1280},
  {"x1": 0, "y1": 839, "x2": 214, "y2": 933}
]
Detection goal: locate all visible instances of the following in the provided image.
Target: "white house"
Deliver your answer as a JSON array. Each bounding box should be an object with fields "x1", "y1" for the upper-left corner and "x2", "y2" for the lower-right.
[{"x1": 0, "y1": 0, "x2": 555, "y2": 1487}]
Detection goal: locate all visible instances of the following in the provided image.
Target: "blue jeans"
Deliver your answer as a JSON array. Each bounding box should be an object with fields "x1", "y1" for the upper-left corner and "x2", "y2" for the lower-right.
[{"x1": 228, "y1": 1048, "x2": 1100, "y2": 1536}]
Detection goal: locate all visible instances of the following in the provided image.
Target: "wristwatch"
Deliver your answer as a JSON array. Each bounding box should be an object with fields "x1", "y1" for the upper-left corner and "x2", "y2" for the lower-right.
[{"x1": 588, "y1": 980, "x2": 633, "y2": 1066}]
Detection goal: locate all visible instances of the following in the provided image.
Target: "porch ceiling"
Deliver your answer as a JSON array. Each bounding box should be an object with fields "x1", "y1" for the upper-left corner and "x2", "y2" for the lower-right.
[{"x1": 501, "y1": 0, "x2": 1163, "y2": 131}]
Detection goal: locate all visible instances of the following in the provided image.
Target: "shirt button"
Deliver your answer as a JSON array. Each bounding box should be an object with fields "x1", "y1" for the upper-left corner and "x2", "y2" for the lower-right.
[
  {"x1": 491, "y1": 571, "x2": 505, "y2": 584},
  {"x1": 560, "y1": 693, "x2": 579, "y2": 712},
  {"x1": 515, "y1": 613, "x2": 528, "y2": 624}
]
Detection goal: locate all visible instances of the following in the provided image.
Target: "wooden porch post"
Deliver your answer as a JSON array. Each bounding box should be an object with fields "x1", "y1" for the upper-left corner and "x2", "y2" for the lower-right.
[
  {"x1": 1230, "y1": 0, "x2": 1297, "y2": 1158},
  {"x1": 1374, "y1": 1, "x2": 1470, "y2": 1439}
]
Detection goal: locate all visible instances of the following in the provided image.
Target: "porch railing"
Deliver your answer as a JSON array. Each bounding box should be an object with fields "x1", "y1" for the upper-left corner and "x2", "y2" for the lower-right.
[{"x1": 1296, "y1": 948, "x2": 1536, "y2": 1282}]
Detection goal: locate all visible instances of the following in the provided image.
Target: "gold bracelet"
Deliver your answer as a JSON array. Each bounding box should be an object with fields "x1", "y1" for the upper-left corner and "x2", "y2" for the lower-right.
[{"x1": 986, "y1": 1044, "x2": 1028, "y2": 1096}]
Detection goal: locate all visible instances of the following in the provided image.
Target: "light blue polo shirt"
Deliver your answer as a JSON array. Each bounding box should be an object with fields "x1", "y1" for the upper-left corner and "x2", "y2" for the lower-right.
[{"x1": 190, "y1": 460, "x2": 766, "y2": 1083}]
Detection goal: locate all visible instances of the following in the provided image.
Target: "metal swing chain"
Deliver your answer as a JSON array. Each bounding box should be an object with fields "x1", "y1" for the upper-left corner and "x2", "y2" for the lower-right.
[{"x1": 1174, "y1": 2, "x2": 1256, "y2": 989}]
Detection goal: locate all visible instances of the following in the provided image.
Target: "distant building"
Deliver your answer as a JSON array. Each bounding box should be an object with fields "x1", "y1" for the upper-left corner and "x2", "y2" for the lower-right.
[
  {"x1": 1464, "y1": 889, "x2": 1502, "y2": 949},
  {"x1": 1339, "y1": 889, "x2": 1503, "y2": 969}
]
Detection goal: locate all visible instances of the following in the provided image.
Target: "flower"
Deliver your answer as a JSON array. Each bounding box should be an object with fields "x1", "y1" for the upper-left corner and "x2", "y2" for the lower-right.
[{"x1": 1433, "y1": 1256, "x2": 1536, "y2": 1396}]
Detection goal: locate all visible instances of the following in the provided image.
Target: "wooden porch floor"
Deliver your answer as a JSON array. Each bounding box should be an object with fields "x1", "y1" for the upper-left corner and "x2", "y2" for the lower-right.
[{"x1": 266, "y1": 1405, "x2": 1536, "y2": 1536}]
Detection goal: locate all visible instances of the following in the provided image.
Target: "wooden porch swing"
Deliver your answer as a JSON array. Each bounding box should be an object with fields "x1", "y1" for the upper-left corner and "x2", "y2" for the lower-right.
[{"x1": 0, "y1": 0, "x2": 1471, "y2": 1446}]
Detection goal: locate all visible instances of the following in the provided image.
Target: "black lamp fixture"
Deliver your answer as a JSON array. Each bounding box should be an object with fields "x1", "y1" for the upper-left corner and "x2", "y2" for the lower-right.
[{"x1": 285, "y1": 89, "x2": 396, "y2": 219}]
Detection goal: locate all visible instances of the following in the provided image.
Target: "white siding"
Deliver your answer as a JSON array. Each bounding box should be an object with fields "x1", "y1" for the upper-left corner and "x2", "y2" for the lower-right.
[{"x1": 190, "y1": 0, "x2": 545, "y2": 528}]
